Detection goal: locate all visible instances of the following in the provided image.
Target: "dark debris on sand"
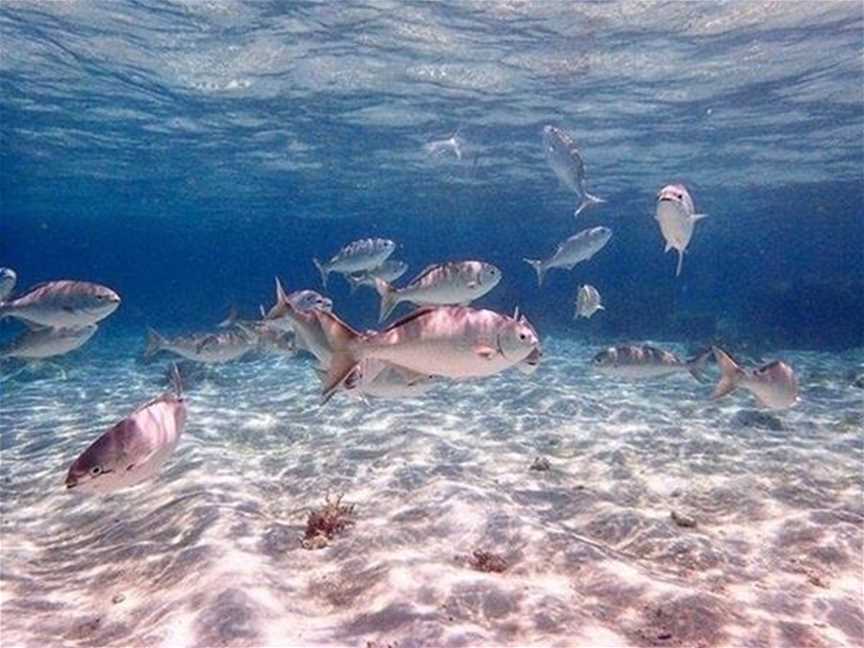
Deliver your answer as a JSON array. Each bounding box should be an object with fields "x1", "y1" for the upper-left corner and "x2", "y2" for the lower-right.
[
  {"x1": 301, "y1": 494, "x2": 356, "y2": 550},
  {"x1": 530, "y1": 456, "x2": 551, "y2": 471},
  {"x1": 467, "y1": 550, "x2": 508, "y2": 573},
  {"x1": 670, "y1": 510, "x2": 697, "y2": 528}
]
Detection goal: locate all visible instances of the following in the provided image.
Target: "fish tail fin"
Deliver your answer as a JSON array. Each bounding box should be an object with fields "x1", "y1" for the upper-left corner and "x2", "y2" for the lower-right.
[
  {"x1": 315, "y1": 310, "x2": 361, "y2": 403},
  {"x1": 169, "y1": 362, "x2": 183, "y2": 397},
  {"x1": 712, "y1": 346, "x2": 744, "y2": 399},
  {"x1": 574, "y1": 192, "x2": 605, "y2": 218},
  {"x1": 523, "y1": 259, "x2": 545, "y2": 287},
  {"x1": 675, "y1": 249, "x2": 684, "y2": 277},
  {"x1": 144, "y1": 328, "x2": 166, "y2": 358},
  {"x1": 274, "y1": 276, "x2": 290, "y2": 306},
  {"x1": 686, "y1": 347, "x2": 712, "y2": 383},
  {"x1": 217, "y1": 305, "x2": 238, "y2": 328},
  {"x1": 374, "y1": 278, "x2": 399, "y2": 322},
  {"x1": 313, "y1": 258, "x2": 328, "y2": 288}
]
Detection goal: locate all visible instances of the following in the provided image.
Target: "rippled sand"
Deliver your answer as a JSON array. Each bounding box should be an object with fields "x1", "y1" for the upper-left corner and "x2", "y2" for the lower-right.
[{"x1": 1, "y1": 336, "x2": 862, "y2": 647}]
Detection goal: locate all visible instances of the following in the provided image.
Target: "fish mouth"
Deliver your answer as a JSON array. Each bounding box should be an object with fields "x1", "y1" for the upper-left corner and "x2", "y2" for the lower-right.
[
  {"x1": 65, "y1": 477, "x2": 78, "y2": 489},
  {"x1": 658, "y1": 196, "x2": 677, "y2": 203}
]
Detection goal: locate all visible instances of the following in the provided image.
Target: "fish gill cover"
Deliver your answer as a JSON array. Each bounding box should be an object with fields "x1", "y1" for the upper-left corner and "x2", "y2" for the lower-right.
[{"x1": 0, "y1": 2, "x2": 863, "y2": 648}]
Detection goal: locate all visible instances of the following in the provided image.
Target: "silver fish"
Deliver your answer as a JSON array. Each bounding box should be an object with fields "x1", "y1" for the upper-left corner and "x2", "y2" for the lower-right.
[
  {"x1": 712, "y1": 347, "x2": 799, "y2": 409},
  {"x1": 0, "y1": 280, "x2": 120, "y2": 328},
  {"x1": 0, "y1": 268, "x2": 17, "y2": 301},
  {"x1": 313, "y1": 238, "x2": 396, "y2": 288},
  {"x1": 592, "y1": 344, "x2": 710, "y2": 381},
  {"x1": 342, "y1": 359, "x2": 436, "y2": 400},
  {"x1": 215, "y1": 306, "x2": 296, "y2": 356},
  {"x1": 0, "y1": 325, "x2": 97, "y2": 360},
  {"x1": 263, "y1": 278, "x2": 333, "y2": 365},
  {"x1": 345, "y1": 260, "x2": 409, "y2": 294},
  {"x1": 655, "y1": 184, "x2": 707, "y2": 277},
  {"x1": 375, "y1": 260, "x2": 501, "y2": 322},
  {"x1": 542, "y1": 125, "x2": 605, "y2": 218},
  {"x1": 423, "y1": 129, "x2": 465, "y2": 160},
  {"x1": 575, "y1": 285, "x2": 604, "y2": 319},
  {"x1": 144, "y1": 327, "x2": 255, "y2": 363},
  {"x1": 65, "y1": 367, "x2": 186, "y2": 494},
  {"x1": 524, "y1": 226, "x2": 612, "y2": 287},
  {"x1": 315, "y1": 305, "x2": 541, "y2": 402}
]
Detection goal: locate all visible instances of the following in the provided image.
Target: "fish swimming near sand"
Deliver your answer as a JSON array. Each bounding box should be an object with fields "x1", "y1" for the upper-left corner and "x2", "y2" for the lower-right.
[
  {"x1": 263, "y1": 278, "x2": 333, "y2": 365},
  {"x1": 542, "y1": 125, "x2": 606, "y2": 217},
  {"x1": 339, "y1": 359, "x2": 436, "y2": 400},
  {"x1": 712, "y1": 347, "x2": 799, "y2": 409},
  {"x1": 0, "y1": 325, "x2": 97, "y2": 360},
  {"x1": 315, "y1": 305, "x2": 541, "y2": 402},
  {"x1": 524, "y1": 226, "x2": 612, "y2": 287},
  {"x1": 575, "y1": 285, "x2": 604, "y2": 319},
  {"x1": 655, "y1": 183, "x2": 707, "y2": 277},
  {"x1": 375, "y1": 260, "x2": 501, "y2": 322},
  {"x1": 0, "y1": 280, "x2": 120, "y2": 328},
  {"x1": 313, "y1": 238, "x2": 396, "y2": 288},
  {"x1": 144, "y1": 327, "x2": 255, "y2": 363},
  {"x1": 0, "y1": 268, "x2": 17, "y2": 301},
  {"x1": 591, "y1": 344, "x2": 711, "y2": 381},
  {"x1": 65, "y1": 366, "x2": 187, "y2": 494},
  {"x1": 345, "y1": 260, "x2": 409, "y2": 294}
]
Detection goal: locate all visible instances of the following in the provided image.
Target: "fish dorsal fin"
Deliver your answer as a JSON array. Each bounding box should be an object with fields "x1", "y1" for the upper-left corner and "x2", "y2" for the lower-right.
[
  {"x1": 217, "y1": 305, "x2": 238, "y2": 328},
  {"x1": 513, "y1": 306, "x2": 520, "y2": 320},
  {"x1": 259, "y1": 304, "x2": 266, "y2": 318},
  {"x1": 274, "y1": 277, "x2": 289, "y2": 305},
  {"x1": 169, "y1": 362, "x2": 183, "y2": 397},
  {"x1": 381, "y1": 306, "x2": 437, "y2": 332}
]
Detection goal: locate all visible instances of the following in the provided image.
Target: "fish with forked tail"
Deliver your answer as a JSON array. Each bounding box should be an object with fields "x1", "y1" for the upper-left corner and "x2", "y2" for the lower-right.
[
  {"x1": 591, "y1": 344, "x2": 711, "y2": 382},
  {"x1": 0, "y1": 280, "x2": 120, "y2": 328},
  {"x1": 524, "y1": 227, "x2": 612, "y2": 287},
  {"x1": 712, "y1": 347, "x2": 799, "y2": 409},
  {"x1": 313, "y1": 238, "x2": 396, "y2": 288},
  {"x1": 655, "y1": 183, "x2": 707, "y2": 277},
  {"x1": 1, "y1": 325, "x2": 97, "y2": 360},
  {"x1": 542, "y1": 125, "x2": 606, "y2": 217}
]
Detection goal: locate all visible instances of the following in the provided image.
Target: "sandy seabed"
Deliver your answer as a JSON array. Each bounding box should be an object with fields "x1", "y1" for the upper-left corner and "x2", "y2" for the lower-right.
[{"x1": 1, "y1": 335, "x2": 862, "y2": 648}]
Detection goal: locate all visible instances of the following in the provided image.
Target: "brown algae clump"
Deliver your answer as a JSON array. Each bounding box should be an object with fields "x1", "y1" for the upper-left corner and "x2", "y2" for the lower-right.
[
  {"x1": 469, "y1": 550, "x2": 508, "y2": 573},
  {"x1": 302, "y1": 494, "x2": 356, "y2": 550}
]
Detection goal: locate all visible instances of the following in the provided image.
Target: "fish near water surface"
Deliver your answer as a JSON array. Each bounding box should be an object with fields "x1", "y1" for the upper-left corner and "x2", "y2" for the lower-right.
[
  {"x1": 0, "y1": 280, "x2": 120, "y2": 328},
  {"x1": 0, "y1": 325, "x2": 97, "y2": 360},
  {"x1": 66, "y1": 367, "x2": 187, "y2": 494},
  {"x1": 712, "y1": 347, "x2": 799, "y2": 409},
  {"x1": 375, "y1": 260, "x2": 501, "y2": 322},
  {"x1": 0, "y1": 268, "x2": 17, "y2": 301},
  {"x1": 592, "y1": 344, "x2": 710, "y2": 381},
  {"x1": 315, "y1": 305, "x2": 541, "y2": 402},
  {"x1": 524, "y1": 226, "x2": 612, "y2": 287},
  {"x1": 575, "y1": 285, "x2": 604, "y2": 319},
  {"x1": 542, "y1": 125, "x2": 606, "y2": 218},
  {"x1": 655, "y1": 183, "x2": 707, "y2": 277},
  {"x1": 313, "y1": 238, "x2": 396, "y2": 288}
]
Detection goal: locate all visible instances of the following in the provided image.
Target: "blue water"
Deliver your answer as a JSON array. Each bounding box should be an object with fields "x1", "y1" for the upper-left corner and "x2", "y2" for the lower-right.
[{"x1": 1, "y1": 2, "x2": 863, "y2": 647}]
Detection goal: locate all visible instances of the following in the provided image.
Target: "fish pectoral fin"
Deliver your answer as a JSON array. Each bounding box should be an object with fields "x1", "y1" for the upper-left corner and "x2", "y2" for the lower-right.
[
  {"x1": 664, "y1": 242, "x2": 673, "y2": 253},
  {"x1": 692, "y1": 213, "x2": 708, "y2": 222},
  {"x1": 473, "y1": 344, "x2": 497, "y2": 360}
]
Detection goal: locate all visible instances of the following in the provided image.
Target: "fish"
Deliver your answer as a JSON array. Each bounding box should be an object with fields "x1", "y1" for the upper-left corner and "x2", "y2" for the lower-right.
[
  {"x1": 263, "y1": 278, "x2": 333, "y2": 366},
  {"x1": 341, "y1": 359, "x2": 436, "y2": 400},
  {"x1": 65, "y1": 366, "x2": 186, "y2": 494},
  {"x1": 0, "y1": 268, "x2": 17, "y2": 301},
  {"x1": 144, "y1": 327, "x2": 255, "y2": 363},
  {"x1": 0, "y1": 280, "x2": 120, "y2": 328},
  {"x1": 712, "y1": 347, "x2": 799, "y2": 409},
  {"x1": 575, "y1": 285, "x2": 604, "y2": 319},
  {"x1": 313, "y1": 238, "x2": 396, "y2": 288},
  {"x1": 215, "y1": 306, "x2": 296, "y2": 355},
  {"x1": 0, "y1": 325, "x2": 97, "y2": 360},
  {"x1": 591, "y1": 344, "x2": 711, "y2": 381},
  {"x1": 655, "y1": 183, "x2": 707, "y2": 277},
  {"x1": 524, "y1": 226, "x2": 612, "y2": 287},
  {"x1": 315, "y1": 305, "x2": 541, "y2": 402},
  {"x1": 375, "y1": 260, "x2": 501, "y2": 322},
  {"x1": 542, "y1": 125, "x2": 605, "y2": 217},
  {"x1": 423, "y1": 129, "x2": 465, "y2": 160},
  {"x1": 345, "y1": 260, "x2": 409, "y2": 294}
]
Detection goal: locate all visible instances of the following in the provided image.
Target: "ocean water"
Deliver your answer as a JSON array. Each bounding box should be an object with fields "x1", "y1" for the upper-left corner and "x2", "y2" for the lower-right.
[{"x1": 1, "y1": 2, "x2": 863, "y2": 647}]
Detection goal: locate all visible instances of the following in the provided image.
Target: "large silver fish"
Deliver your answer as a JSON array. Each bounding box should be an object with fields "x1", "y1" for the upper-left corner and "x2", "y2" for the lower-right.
[
  {"x1": 542, "y1": 125, "x2": 605, "y2": 218},
  {"x1": 0, "y1": 280, "x2": 120, "y2": 328},
  {"x1": 0, "y1": 268, "x2": 17, "y2": 301},
  {"x1": 0, "y1": 325, "x2": 97, "y2": 360},
  {"x1": 524, "y1": 226, "x2": 612, "y2": 287},
  {"x1": 712, "y1": 347, "x2": 799, "y2": 409},
  {"x1": 65, "y1": 368, "x2": 186, "y2": 494},
  {"x1": 315, "y1": 305, "x2": 541, "y2": 401},
  {"x1": 144, "y1": 327, "x2": 255, "y2": 363},
  {"x1": 313, "y1": 238, "x2": 396, "y2": 288},
  {"x1": 375, "y1": 261, "x2": 501, "y2": 322},
  {"x1": 591, "y1": 344, "x2": 710, "y2": 381},
  {"x1": 655, "y1": 184, "x2": 707, "y2": 277},
  {"x1": 345, "y1": 260, "x2": 409, "y2": 294},
  {"x1": 263, "y1": 278, "x2": 333, "y2": 365},
  {"x1": 575, "y1": 285, "x2": 604, "y2": 319}
]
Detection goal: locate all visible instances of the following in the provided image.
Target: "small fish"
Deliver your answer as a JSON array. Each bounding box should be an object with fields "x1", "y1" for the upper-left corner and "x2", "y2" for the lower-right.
[
  {"x1": 524, "y1": 226, "x2": 612, "y2": 287},
  {"x1": 375, "y1": 261, "x2": 501, "y2": 322},
  {"x1": 215, "y1": 306, "x2": 296, "y2": 356},
  {"x1": 65, "y1": 367, "x2": 186, "y2": 494},
  {"x1": 0, "y1": 268, "x2": 17, "y2": 301},
  {"x1": 712, "y1": 347, "x2": 799, "y2": 409},
  {"x1": 575, "y1": 285, "x2": 604, "y2": 319},
  {"x1": 345, "y1": 260, "x2": 409, "y2": 294},
  {"x1": 263, "y1": 278, "x2": 333, "y2": 366},
  {"x1": 0, "y1": 280, "x2": 120, "y2": 328},
  {"x1": 313, "y1": 238, "x2": 396, "y2": 288},
  {"x1": 655, "y1": 184, "x2": 707, "y2": 277},
  {"x1": 0, "y1": 325, "x2": 97, "y2": 360},
  {"x1": 591, "y1": 344, "x2": 710, "y2": 381},
  {"x1": 144, "y1": 328, "x2": 254, "y2": 363},
  {"x1": 315, "y1": 305, "x2": 541, "y2": 402},
  {"x1": 542, "y1": 125, "x2": 605, "y2": 217},
  {"x1": 423, "y1": 129, "x2": 465, "y2": 160}
]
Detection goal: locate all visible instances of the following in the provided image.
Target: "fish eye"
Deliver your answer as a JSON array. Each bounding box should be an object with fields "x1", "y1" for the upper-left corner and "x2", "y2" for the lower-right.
[
  {"x1": 90, "y1": 466, "x2": 102, "y2": 476},
  {"x1": 519, "y1": 333, "x2": 527, "y2": 341}
]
